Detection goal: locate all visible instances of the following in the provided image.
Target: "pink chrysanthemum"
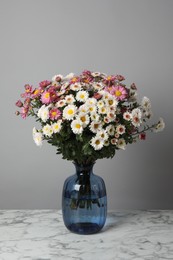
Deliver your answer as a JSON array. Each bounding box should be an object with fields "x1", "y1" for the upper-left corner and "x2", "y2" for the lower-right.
[
  {"x1": 49, "y1": 108, "x2": 61, "y2": 120},
  {"x1": 39, "y1": 80, "x2": 51, "y2": 89},
  {"x1": 41, "y1": 91, "x2": 51, "y2": 104},
  {"x1": 110, "y1": 85, "x2": 127, "y2": 101}
]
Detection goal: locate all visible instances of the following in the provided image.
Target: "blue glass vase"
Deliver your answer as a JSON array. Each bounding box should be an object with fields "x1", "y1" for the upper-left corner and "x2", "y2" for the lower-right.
[{"x1": 62, "y1": 161, "x2": 107, "y2": 235}]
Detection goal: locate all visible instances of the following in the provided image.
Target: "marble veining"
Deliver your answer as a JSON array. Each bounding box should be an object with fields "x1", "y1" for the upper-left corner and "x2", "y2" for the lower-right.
[{"x1": 0, "y1": 210, "x2": 173, "y2": 260}]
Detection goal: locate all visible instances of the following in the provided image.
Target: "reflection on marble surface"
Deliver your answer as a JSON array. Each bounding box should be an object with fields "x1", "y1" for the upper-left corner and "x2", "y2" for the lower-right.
[{"x1": 0, "y1": 210, "x2": 173, "y2": 259}]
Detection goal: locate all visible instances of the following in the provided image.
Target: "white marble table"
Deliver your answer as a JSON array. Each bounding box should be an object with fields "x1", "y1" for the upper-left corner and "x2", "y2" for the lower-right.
[{"x1": 0, "y1": 210, "x2": 173, "y2": 260}]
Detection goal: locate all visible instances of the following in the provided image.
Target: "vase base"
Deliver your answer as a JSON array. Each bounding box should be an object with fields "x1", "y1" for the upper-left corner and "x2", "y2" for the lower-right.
[{"x1": 67, "y1": 222, "x2": 103, "y2": 235}]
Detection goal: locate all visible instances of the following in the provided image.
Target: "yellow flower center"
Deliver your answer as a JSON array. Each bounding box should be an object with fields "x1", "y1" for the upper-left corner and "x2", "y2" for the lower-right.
[
  {"x1": 52, "y1": 111, "x2": 57, "y2": 116},
  {"x1": 45, "y1": 92, "x2": 50, "y2": 99},
  {"x1": 108, "y1": 100, "x2": 113, "y2": 105},
  {"x1": 80, "y1": 94, "x2": 85, "y2": 99},
  {"x1": 80, "y1": 116, "x2": 86, "y2": 122},
  {"x1": 71, "y1": 77, "x2": 78, "y2": 83},
  {"x1": 115, "y1": 90, "x2": 122, "y2": 97},
  {"x1": 34, "y1": 89, "x2": 39, "y2": 95},
  {"x1": 68, "y1": 109, "x2": 74, "y2": 115},
  {"x1": 75, "y1": 123, "x2": 81, "y2": 129},
  {"x1": 95, "y1": 140, "x2": 100, "y2": 145},
  {"x1": 107, "y1": 76, "x2": 112, "y2": 80}
]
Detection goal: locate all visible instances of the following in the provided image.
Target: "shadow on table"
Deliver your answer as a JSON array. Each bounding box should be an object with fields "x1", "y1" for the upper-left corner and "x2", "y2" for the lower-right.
[{"x1": 101, "y1": 211, "x2": 136, "y2": 233}]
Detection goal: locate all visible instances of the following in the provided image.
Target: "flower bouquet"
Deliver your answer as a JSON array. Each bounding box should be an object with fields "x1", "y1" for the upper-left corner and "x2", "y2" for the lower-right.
[
  {"x1": 15, "y1": 70, "x2": 164, "y2": 164},
  {"x1": 15, "y1": 70, "x2": 165, "y2": 234}
]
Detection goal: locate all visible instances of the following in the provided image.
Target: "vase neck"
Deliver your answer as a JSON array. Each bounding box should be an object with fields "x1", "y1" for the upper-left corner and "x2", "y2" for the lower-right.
[{"x1": 73, "y1": 161, "x2": 95, "y2": 176}]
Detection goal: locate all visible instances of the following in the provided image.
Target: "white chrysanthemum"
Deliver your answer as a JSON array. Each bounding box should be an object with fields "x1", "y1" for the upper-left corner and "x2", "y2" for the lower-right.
[
  {"x1": 153, "y1": 118, "x2": 165, "y2": 132},
  {"x1": 90, "y1": 113, "x2": 100, "y2": 122},
  {"x1": 33, "y1": 132, "x2": 43, "y2": 146},
  {"x1": 131, "y1": 108, "x2": 142, "y2": 127},
  {"x1": 65, "y1": 94, "x2": 75, "y2": 104},
  {"x1": 77, "y1": 113, "x2": 90, "y2": 127},
  {"x1": 99, "y1": 90, "x2": 111, "y2": 100},
  {"x1": 111, "y1": 138, "x2": 117, "y2": 145},
  {"x1": 89, "y1": 121, "x2": 102, "y2": 133},
  {"x1": 97, "y1": 130, "x2": 108, "y2": 141},
  {"x1": 131, "y1": 108, "x2": 142, "y2": 118},
  {"x1": 106, "y1": 124, "x2": 115, "y2": 136},
  {"x1": 93, "y1": 82, "x2": 104, "y2": 90},
  {"x1": 97, "y1": 100, "x2": 105, "y2": 108},
  {"x1": 78, "y1": 104, "x2": 88, "y2": 114},
  {"x1": 88, "y1": 105, "x2": 97, "y2": 114},
  {"x1": 42, "y1": 124, "x2": 53, "y2": 137},
  {"x1": 105, "y1": 96, "x2": 118, "y2": 108},
  {"x1": 71, "y1": 119, "x2": 83, "y2": 134},
  {"x1": 52, "y1": 120, "x2": 62, "y2": 133},
  {"x1": 91, "y1": 72, "x2": 101, "y2": 77},
  {"x1": 64, "y1": 73, "x2": 75, "y2": 80},
  {"x1": 123, "y1": 111, "x2": 131, "y2": 121},
  {"x1": 52, "y1": 74, "x2": 63, "y2": 82},
  {"x1": 37, "y1": 105, "x2": 49, "y2": 123},
  {"x1": 56, "y1": 99, "x2": 66, "y2": 108},
  {"x1": 90, "y1": 136, "x2": 104, "y2": 150},
  {"x1": 76, "y1": 90, "x2": 89, "y2": 102},
  {"x1": 63, "y1": 104, "x2": 77, "y2": 120},
  {"x1": 141, "y1": 96, "x2": 151, "y2": 110},
  {"x1": 98, "y1": 106, "x2": 107, "y2": 114},
  {"x1": 117, "y1": 138, "x2": 126, "y2": 150},
  {"x1": 32, "y1": 127, "x2": 43, "y2": 147},
  {"x1": 86, "y1": 98, "x2": 97, "y2": 106},
  {"x1": 107, "y1": 111, "x2": 116, "y2": 122},
  {"x1": 70, "y1": 83, "x2": 82, "y2": 91},
  {"x1": 116, "y1": 124, "x2": 126, "y2": 135}
]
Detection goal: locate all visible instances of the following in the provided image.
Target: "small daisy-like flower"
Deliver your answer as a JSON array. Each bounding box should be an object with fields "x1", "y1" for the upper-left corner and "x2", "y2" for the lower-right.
[
  {"x1": 63, "y1": 104, "x2": 77, "y2": 120},
  {"x1": 106, "y1": 124, "x2": 115, "y2": 136},
  {"x1": 93, "y1": 82, "x2": 104, "y2": 90},
  {"x1": 91, "y1": 71, "x2": 101, "y2": 77},
  {"x1": 88, "y1": 105, "x2": 97, "y2": 114},
  {"x1": 104, "y1": 116, "x2": 111, "y2": 124},
  {"x1": 49, "y1": 108, "x2": 61, "y2": 120},
  {"x1": 153, "y1": 118, "x2": 165, "y2": 132},
  {"x1": 98, "y1": 106, "x2": 107, "y2": 114},
  {"x1": 70, "y1": 76, "x2": 80, "y2": 84},
  {"x1": 71, "y1": 119, "x2": 83, "y2": 134},
  {"x1": 111, "y1": 138, "x2": 117, "y2": 145},
  {"x1": 77, "y1": 113, "x2": 90, "y2": 127},
  {"x1": 78, "y1": 104, "x2": 88, "y2": 114},
  {"x1": 116, "y1": 124, "x2": 126, "y2": 135},
  {"x1": 108, "y1": 86, "x2": 127, "y2": 101},
  {"x1": 105, "y1": 97, "x2": 118, "y2": 108},
  {"x1": 70, "y1": 83, "x2": 82, "y2": 91},
  {"x1": 86, "y1": 98, "x2": 97, "y2": 106},
  {"x1": 123, "y1": 111, "x2": 131, "y2": 121},
  {"x1": 65, "y1": 94, "x2": 75, "y2": 104},
  {"x1": 89, "y1": 121, "x2": 102, "y2": 133},
  {"x1": 90, "y1": 136, "x2": 104, "y2": 150},
  {"x1": 97, "y1": 130, "x2": 108, "y2": 141},
  {"x1": 56, "y1": 99, "x2": 66, "y2": 108},
  {"x1": 117, "y1": 138, "x2": 126, "y2": 150},
  {"x1": 90, "y1": 113, "x2": 100, "y2": 122},
  {"x1": 141, "y1": 96, "x2": 151, "y2": 111},
  {"x1": 32, "y1": 128, "x2": 43, "y2": 147},
  {"x1": 42, "y1": 124, "x2": 53, "y2": 137},
  {"x1": 52, "y1": 120, "x2": 62, "y2": 133},
  {"x1": 76, "y1": 90, "x2": 89, "y2": 102},
  {"x1": 37, "y1": 105, "x2": 49, "y2": 122},
  {"x1": 97, "y1": 100, "x2": 105, "y2": 108},
  {"x1": 131, "y1": 108, "x2": 142, "y2": 127},
  {"x1": 41, "y1": 91, "x2": 51, "y2": 104},
  {"x1": 107, "y1": 112, "x2": 116, "y2": 122},
  {"x1": 52, "y1": 74, "x2": 63, "y2": 82}
]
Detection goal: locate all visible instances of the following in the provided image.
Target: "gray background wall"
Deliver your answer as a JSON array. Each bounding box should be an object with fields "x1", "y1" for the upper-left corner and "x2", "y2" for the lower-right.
[{"x1": 0, "y1": 0, "x2": 172, "y2": 209}]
